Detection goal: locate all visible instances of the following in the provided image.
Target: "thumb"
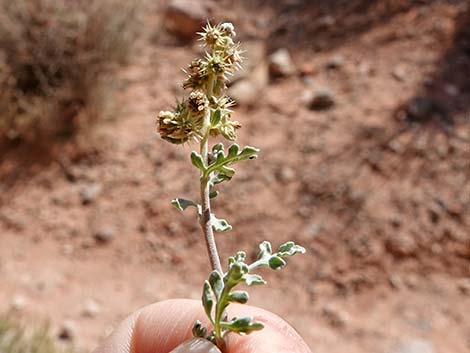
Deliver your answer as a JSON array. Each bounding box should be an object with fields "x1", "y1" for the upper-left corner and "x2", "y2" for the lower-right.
[{"x1": 93, "y1": 299, "x2": 312, "y2": 353}]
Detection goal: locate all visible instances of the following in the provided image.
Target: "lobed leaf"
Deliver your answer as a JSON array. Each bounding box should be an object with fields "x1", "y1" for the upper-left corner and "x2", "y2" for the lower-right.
[
  {"x1": 228, "y1": 290, "x2": 249, "y2": 304},
  {"x1": 171, "y1": 198, "x2": 198, "y2": 211},
  {"x1": 202, "y1": 281, "x2": 214, "y2": 321},
  {"x1": 204, "y1": 144, "x2": 259, "y2": 178},
  {"x1": 191, "y1": 151, "x2": 206, "y2": 172},
  {"x1": 211, "y1": 214, "x2": 232, "y2": 232},
  {"x1": 220, "y1": 317, "x2": 264, "y2": 334},
  {"x1": 209, "y1": 271, "x2": 224, "y2": 299},
  {"x1": 277, "y1": 241, "x2": 306, "y2": 257},
  {"x1": 242, "y1": 274, "x2": 266, "y2": 286},
  {"x1": 258, "y1": 241, "x2": 272, "y2": 260}
]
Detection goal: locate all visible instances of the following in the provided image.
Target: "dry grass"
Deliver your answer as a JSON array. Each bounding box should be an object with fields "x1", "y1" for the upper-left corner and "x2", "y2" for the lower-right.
[
  {"x1": 0, "y1": 0, "x2": 144, "y2": 143},
  {"x1": 0, "y1": 317, "x2": 75, "y2": 353}
]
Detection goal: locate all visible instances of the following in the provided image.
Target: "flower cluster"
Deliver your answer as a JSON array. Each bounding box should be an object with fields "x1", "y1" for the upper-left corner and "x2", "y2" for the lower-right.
[{"x1": 157, "y1": 22, "x2": 243, "y2": 144}]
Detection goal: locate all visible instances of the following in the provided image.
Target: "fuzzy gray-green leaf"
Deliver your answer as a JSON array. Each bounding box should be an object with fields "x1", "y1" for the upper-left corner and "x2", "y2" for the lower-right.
[
  {"x1": 228, "y1": 290, "x2": 249, "y2": 304},
  {"x1": 242, "y1": 273, "x2": 266, "y2": 286},
  {"x1": 258, "y1": 241, "x2": 272, "y2": 260},
  {"x1": 209, "y1": 271, "x2": 224, "y2": 299},
  {"x1": 211, "y1": 214, "x2": 232, "y2": 232},
  {"x1": 202, "y1": 281, "x2": 214, "y2": 321},
  {"x1": 268, "y1": 255, "x2": 287, "y2": 270},
  {"x1": 171, "y1": 198, "x2": 198, "y2": 211},
  {"x1": 220, "y1": 317, "x2": 264, "y2": 334},
  {"x1": 277, "y1": 241, "x2": 306, "y2": 257},
  {"x1": 191, "y1": 151, "x2": 206, "y2": 172}
]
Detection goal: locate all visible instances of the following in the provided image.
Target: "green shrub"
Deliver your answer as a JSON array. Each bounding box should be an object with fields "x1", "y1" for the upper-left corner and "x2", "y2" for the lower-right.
[{"x1": 0, "y1": 0, "x2": 143, "y2": 142}]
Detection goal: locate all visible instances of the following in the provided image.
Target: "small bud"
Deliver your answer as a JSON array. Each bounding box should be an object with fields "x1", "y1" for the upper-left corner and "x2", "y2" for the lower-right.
[{"x1": 219, "y1": 23, "x2": 236, "y2": 37}]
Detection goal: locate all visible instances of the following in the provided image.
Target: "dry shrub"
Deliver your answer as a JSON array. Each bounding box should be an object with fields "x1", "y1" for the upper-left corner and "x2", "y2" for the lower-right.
[{"x1": 0, "y1": 0, "x2": 143, "y2": 143}]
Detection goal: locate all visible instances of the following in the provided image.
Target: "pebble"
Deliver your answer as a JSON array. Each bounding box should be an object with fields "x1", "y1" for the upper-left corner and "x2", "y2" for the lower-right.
[
  {"x1": 457, "y1": 278, "x2": 470, "y2": 296},
  {"x1": 277, "y1": 166, "x2": 296, "y2": 182},
  {"x1": 321, "y1": 304, "x2": 349, "y2": 328},
  {"x1": 392, "y1": 66, "x2": 407, "y2": 81},
  {"x1": 11, "y1": 294, "x2": 27, "y2": 311},
  {"x1": 82, "y1": 299, "x2": 101, "y2": 318},
  {"x1": 326, "y1": 54, "x2": 345, "y2": 69},
  {"x1": 93, "y1": 226, "x2": 116, "y2": 243},
  {"x1": 80, "y1": 183, "x2": 103, "y2": 205},
  {"x1": 268, "y1": 48, "x2": 296, "y2": 77},
  {"x1": 58, "y1": 320, "x2": 78, "y2": 341},
  {"x1": 164, "y1": 0, "x2": 209, "y2": 39},
  {"x1": 308, "y1": 88, "x2": 336, "y2": 110},
  {"x1": 392, "y1": 338, "x2": 435, "y2": 353}
]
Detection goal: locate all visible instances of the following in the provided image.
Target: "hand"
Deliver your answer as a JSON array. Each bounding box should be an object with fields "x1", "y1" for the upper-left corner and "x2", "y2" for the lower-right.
[{"x1": 93, "y1": 299, "x2": 312, "y2": 353}]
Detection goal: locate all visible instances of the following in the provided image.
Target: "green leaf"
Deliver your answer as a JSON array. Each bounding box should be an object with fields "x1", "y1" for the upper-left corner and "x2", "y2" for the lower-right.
[
  {"x1": 171, "y1": 198, "x2": 198, "y2": 211},
  {"x1": 191, "y1": 151, "x2": 206, "y2": 172},
  {"x1": 228, "y1": 290, "x2": 249, "y2": 304},
  {"x1": 242, "y1": 274, "x2": 266, "y2": 286},
  {"x1": 277, "y1": 241, "x2": 306, "y2": 257},
  {"x1": 211, "y1": 214, "x2": 232, "y2": 232},
  {"x1": 258, "y1": 241, "x2": 272, "y2": 260},
  {"x1": 211, "y1": 108, "x2": 222, "y2": 126},
  {"x1": 202, "y1": 281, "x2": 214, "y2": 321},
  {"x1": 209, "y1": 271, "x2": 224, "y2": 299},
  {"x1": 268, "y1": 255, "x2": 287, "y2": 270},
  {"x1": 209, "y1": 190, "x2": 219, "y2": 199},
  {"x1": 220, "y1": 317, "x2": 264, "y2": 334},
  {"x1": 227, "y1": 262, "x2": 249, "y2": 282},
  {"x1": 204, "y1": 144, "x2": 259, "y2": 178}
]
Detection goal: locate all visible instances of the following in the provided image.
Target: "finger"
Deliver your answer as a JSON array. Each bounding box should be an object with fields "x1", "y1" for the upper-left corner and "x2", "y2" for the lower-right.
[{"x1": 93, "y1": 299, "x2": 312, "y2": 353}]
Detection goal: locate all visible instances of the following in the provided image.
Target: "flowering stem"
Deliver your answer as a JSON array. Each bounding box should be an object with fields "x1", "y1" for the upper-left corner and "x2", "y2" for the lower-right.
[{"x1": 199, "y1": 75, "x2": 223, "y2": 275}]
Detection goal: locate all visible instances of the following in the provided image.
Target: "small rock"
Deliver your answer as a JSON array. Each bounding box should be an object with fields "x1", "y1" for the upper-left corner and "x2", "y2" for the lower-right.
[
  {"x1": 308, "y1": 89, "x2": 336, "y2": 110},
  {"x1": 268, "y1": 49, "x2": 296, "y2": 77},
  {"x1": 392, "y1": 338, "x2": 435, "y2": 353},
  {"x1": 277, "y1": 166, "x2": 296, "y2": 182},
  {"x1": 326, "y1": 55, "x2": 345, "y2": 69},
  {"x1": 58, "y1": 320, "x2": 78, "y2": 341},
  {"x1": 11, "y1": 295, "x2": 27, "y2": 311},
  {"x1": 389, "y1": 274, "x2": 404, "y2": 290},
  {"x1": 170, "y1": 338, "x2": 221, "y2": 353},
  {"x1": 317, "y1": 15, "x2": 336, "y2": 29},
  {"x1": 306, "y1": 223, "x2": 322, "y2": 239},
  {"x1": 82, "y1": 299, "x2": 101, "y2": 318},
  {"x1": 229, "y1": 79, "x2": 259, "y2": 106},
  {"x1": 385, "y1": 235, "x2": 416, "y2": 257},
  {"x1": 93, "y1": 226, "x2": 116, "y2": 244},
  {"x1": 443, "y1": 84, "x2": 459, "y2": 96},
  {"x1": 457, "y1": 278, "x2": 470, "y2": 296},
  {"x1": 62, "y1": 244, "x2": 74, "y2": 256},
  {"x1": 392, "y1": 66, "x2": 407, "y2": 81},
  {"x1": 80, "y1": 183, "x2": 103, "y2": 205},
  {"x1": 164, "y1": 0, "x2": 209, "y2": 39},
  {"x1": 322, "y1": 304, "x2": 349, "y2": 328}
]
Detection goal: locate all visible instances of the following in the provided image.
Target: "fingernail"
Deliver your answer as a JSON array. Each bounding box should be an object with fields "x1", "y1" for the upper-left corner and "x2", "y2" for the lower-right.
[{"x1": 169, "y1": 338, "x2": 222, "y2": 353}]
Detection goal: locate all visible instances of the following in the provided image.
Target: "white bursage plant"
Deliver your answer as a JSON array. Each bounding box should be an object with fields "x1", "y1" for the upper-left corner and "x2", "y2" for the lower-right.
[{"x1": 157, "y1": 22, "x2": 305, "y2": 350}]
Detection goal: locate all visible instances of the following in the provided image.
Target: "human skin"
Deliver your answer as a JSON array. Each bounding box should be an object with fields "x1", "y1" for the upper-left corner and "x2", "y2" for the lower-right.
[{"x1": 93, "y1": 299, "x2": 312, "y2": 353}]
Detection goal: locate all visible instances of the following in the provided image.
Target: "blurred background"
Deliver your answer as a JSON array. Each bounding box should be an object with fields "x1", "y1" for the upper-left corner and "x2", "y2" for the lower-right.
[{"x1": 0, "y1": 0, "x2": 469, "y2": 352}]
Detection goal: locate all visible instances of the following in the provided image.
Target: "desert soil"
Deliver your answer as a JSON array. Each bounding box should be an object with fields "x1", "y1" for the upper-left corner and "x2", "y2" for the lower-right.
[{"x1": 0, "y1": 1, "x2": 469, "y2": 353}]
